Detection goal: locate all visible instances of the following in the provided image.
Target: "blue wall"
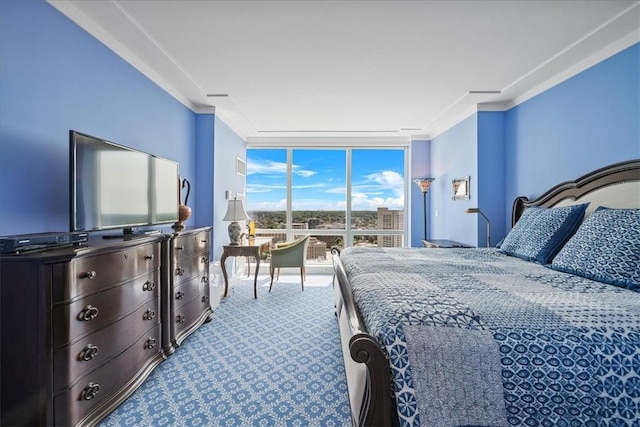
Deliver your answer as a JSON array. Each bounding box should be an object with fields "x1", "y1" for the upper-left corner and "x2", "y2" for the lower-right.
[
  {"x1": 415, "y1": 42, "x2": 639, "y2": 247},
  {"x1": 0, "y1": 0, "x2": 197, "y2": 235},
  {"x1": 504, "y1": 43, "x2": 640, "y2": 230},
  {"x1": 213, "y1": 116, "x2": 248, "y2": 261},
  {"x1": 477, "y1": 111, "x2": 506, "y2": 247},
  {"x1": 429, "y1": 114, "x2": 479, "y2": 245},
  {"x1": 195, "y1": 114, "x2": 215, "y2": 230}
]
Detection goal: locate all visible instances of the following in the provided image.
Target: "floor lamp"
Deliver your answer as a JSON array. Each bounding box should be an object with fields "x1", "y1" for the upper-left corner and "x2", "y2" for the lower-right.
[{"x1": 413, "y1": 178, "x2": 435, "y2": 240}]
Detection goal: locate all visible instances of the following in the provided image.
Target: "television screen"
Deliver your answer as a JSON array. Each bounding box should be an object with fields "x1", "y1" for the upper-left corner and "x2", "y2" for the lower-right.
[{"x1": 70, "y1": 131, "x2": 179, "y2": 233}]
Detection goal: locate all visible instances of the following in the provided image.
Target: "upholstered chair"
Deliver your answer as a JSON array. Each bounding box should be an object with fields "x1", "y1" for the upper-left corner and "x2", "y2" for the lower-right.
[{"x1": 269, "y1": 234, "x2": 310, "y2": 291}]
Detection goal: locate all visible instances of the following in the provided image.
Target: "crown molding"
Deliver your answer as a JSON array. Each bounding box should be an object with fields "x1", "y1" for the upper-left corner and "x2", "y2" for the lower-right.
[
  {"x1": 246, "y1": 136, "x2": 410, "y2": 147},
  {"x1": 503, "y1": 30, "x2": 639, "y2": 110},
  {"x1": 410, "y1": 135, "x2": 432, "y2": 142},
  {"x1": 48, "y1": 0, "x2": 639, "y2": 144},
  {"x1": 48, "y1": 0, "x2": 201, "y2": 113},
  {"x1": 214, "y1": 108, "x2": 248, "y2": 141},
  {"x1": 425, "y1": 30, "x2": 640, "y2": 140}
]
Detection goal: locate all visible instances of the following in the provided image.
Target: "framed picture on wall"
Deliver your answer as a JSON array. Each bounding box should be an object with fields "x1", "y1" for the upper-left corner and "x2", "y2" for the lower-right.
[{"x1": 452, "y1": 176, "x2": 470, "y2": 200}]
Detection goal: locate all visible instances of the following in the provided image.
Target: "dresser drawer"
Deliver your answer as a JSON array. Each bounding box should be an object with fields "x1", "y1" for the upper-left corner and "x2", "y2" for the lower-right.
[
  {"x1": 173, "y1": 274, "x2": 208, "y2": 310},
  {"x1": 172, "y1": 252, "x2": 209, "y2": 283},
  {"x1": 172, "y1": 230, "x2": 210, "y2": 260},
  {"x1": 53, "y1": 242, "x2": 161, "y2": 303},
  {"x1": 54, "y1": 298, "x2": 160, "y2": 390},
  {"x1": 53, "y1": 271, "x2": 159, "y2": 347},
  {"x1": 53, "y1": 324, "x2": 163, "y2": 427},
  {"x1": 174, "y1": 292, "x2": 211, "y2": 337}
]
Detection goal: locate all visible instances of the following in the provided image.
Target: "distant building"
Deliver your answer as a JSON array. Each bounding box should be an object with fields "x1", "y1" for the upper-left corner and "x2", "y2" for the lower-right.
[
  {"x1": 315, "y1": 235, "x2": 337, "y2": 249},
  {"x1": 258, "y1": 231, "x2": 287, "y2": 244},
  {"x1": 308, "y1": 218, "x2": 321, "y2": 229},
  {"x1": 377, "y1": 207, "x2": 403, "y2": 248},
  {"x1": 307, "y1": 236, "x2": 327, "y2": 260}
]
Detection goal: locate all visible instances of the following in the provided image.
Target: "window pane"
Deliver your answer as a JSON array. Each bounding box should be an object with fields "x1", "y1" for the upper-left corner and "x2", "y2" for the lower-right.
[
  {"x1": 246, "y1": 149, "x2": 287, "y2": 230},
  {"x1": 351, "y1": 149, "x2": 405, "y2": 247},
  {"x1": 247, "y1": 146, "x2": 406, "y2": 253},
  {"x1": 292, "y1": 149, "x2": 346, "y2": 230}
]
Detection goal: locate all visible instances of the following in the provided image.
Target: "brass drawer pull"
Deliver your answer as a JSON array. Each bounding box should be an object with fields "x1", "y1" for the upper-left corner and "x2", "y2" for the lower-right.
[
  {"x1": 78, "y1": 344, "x2": 99, "y2": 361},
  {"x1": 176, "y1": 245, "x2": 185, "y2": 251},
  {"x1": 175, "y1": 290, "x2": 185, "y2": 300},
  {"x1": 176, "y1": 314, "x2": 186, "y2": 323},
  {"x1": 143, "y1": 308, "x2": 156, "y2": 321},
  {"x1": 201, "y1": 256, "x2": 209, "y2": 264},
  {"x1": 146, "y1": 337, "x2": 157, "y2": 349},
  {"x1": 82, "y1": 271, "x2": 97, "y2": 280},
  {"x1": 201, "y1": 276, "x2": 209, "y2": 283},
  {"x1": 175, "y1": 266, "x2": 185, "y2": 276},
  {"x1": 145, "y1": 254, "x2": 155, "y2": 261},
  {"x1": 81, "y1": 382, "x2": 100, "y2": 400},
  {"x1": 143, "y1": 280, "x2": 156, "y2": 291},
  {"x1": 201, "y1": 295, "x2": 209, "y2": 304},
  {"x1": 78, "y1": 305, "x2": 99, "y2": 321}
]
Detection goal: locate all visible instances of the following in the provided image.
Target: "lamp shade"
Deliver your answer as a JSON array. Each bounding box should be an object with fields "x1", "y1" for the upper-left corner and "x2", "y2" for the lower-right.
[
  {"x1": 223, "y1": 199, "x2": 249, "y2": 222},
  {"x1": 413, "y1": 178, "x2": 435, "y2": 193}
]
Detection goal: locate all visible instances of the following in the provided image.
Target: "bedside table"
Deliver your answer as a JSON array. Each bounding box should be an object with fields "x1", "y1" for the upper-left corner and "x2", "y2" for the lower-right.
[{"x1": 422, "y1": 239, "x2": 473, "y2": 248}]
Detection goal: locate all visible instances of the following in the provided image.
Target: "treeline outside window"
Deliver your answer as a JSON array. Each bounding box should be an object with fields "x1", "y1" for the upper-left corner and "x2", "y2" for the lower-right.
[{"x1": 246, "y1": 147, "x2": 407, "y2": 262}]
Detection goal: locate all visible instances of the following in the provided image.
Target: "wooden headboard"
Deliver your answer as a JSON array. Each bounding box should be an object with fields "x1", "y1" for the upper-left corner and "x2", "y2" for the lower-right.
[{"x1": 512, "y1": 159, "x2": 640, "y2": 226}]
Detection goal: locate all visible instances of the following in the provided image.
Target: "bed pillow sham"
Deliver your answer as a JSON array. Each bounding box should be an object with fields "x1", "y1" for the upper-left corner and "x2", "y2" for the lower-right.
[
  {"x1": 551, "y1": 207, "x2": 640, "y2": 291},
  {"x1": 499, "y1": 203, "x2": 589, "y2": 264}
]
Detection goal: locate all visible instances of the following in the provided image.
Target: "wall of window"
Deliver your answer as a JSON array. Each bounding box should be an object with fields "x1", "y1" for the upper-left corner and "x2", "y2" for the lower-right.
[{"x1": 246, "y1": 146, "x2": 408, "y2": 263}]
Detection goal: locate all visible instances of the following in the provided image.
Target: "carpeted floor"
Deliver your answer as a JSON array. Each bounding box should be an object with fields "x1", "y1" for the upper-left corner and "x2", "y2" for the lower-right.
[{"x1": 99, "y1": 274, "x2": 351, "y2": 426}]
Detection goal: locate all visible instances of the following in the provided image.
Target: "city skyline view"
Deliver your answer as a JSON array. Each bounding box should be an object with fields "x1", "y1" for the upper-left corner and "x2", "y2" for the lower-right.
[{"x1": 246, "y1": 148, "x2": 405, "y2": 213}]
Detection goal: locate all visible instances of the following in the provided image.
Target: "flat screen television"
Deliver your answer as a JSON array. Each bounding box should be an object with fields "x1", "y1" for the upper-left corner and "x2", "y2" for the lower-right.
[{"x1": 70, "y1": 130, "x2": 179, "y2": 234}]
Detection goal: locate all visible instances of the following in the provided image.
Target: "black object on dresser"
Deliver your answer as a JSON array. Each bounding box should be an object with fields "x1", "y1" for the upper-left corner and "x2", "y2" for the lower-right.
[
  {"x1": 0, "y1": 235, "x2": 166, "y2": 427},
  {"x1": 161, "y1": 226, "x2": 213, "y2": 355}
]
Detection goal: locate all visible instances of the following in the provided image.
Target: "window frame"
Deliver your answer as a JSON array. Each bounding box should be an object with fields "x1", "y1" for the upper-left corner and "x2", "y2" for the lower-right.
[{"x1": 245, "y1": 140, "x2": 410, "y2": 249}]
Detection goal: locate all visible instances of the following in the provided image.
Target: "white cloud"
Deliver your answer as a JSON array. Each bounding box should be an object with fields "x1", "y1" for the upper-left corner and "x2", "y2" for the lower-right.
[
  {"x1": 247, "y1": 198, "x2": 288, "y2": 211},
  {"x1": 247, "y1": 158, "x2": 317, "y2": 178},
  {"x1": 246, "y1": 159, "x2": 287, "y2": 175},
  {"x1": 294, "y1": 168, "x2": 317, "y2": 177},
  {"x1": 247, "y1": 160, "x2": 404, "y2": 211}
]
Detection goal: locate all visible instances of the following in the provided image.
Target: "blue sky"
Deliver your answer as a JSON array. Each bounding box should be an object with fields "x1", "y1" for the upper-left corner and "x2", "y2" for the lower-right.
[{"x1": 246, "y1": 148, "x2": 405, "y2": 212}]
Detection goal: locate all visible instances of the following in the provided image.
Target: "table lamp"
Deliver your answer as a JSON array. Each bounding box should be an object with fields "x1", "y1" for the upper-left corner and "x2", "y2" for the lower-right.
[{"x1": 223, "y1": 198, "x2": 249, "y2": 245}]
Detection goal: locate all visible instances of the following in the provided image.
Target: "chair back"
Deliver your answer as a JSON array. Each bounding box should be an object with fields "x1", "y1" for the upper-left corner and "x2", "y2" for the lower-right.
[{"x1": 271, "y1": 234, "x2": 310, "y2": 268}]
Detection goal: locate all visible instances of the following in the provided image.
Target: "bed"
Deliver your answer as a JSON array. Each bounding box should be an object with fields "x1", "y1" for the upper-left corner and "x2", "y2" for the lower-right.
[{"x1": 332, "y1": 159, "x2": 640, "y2": 427}]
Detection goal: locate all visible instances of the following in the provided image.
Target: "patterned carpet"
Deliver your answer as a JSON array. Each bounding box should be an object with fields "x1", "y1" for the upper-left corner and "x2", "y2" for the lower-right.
[{"x1": 99, "y1": 274, "x2": 351, "y2": 426}]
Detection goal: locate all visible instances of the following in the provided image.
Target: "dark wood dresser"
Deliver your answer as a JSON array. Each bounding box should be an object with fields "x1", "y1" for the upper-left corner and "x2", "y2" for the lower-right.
[
  {"x1": 0, "y1": 235, "x2": 166, "y2": 426},
  {"x1": 161, "y1": 226, "x2": 213, "y2": 355}
]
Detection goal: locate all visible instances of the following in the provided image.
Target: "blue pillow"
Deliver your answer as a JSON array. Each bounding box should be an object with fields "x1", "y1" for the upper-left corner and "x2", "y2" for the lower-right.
[
  {"x1": 499, "y1": 203, "x2": 589, "y2": 264},
  {"x1": 551, "y1": 207, "x2": 640, "y2": 291}
]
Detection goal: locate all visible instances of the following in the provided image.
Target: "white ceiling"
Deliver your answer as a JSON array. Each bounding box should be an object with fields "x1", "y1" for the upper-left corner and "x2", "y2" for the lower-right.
[{"x1": 49, "y1": 0, "x2": 640, "y2": 143}]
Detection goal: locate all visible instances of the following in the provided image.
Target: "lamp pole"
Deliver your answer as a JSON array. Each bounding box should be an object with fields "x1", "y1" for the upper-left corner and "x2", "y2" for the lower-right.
[
  {"x1": 413, "y1": 178, "x2": 435, "y2": 242},
  {"x1": 465, "y1": 208, "x2": 491, "y2": 247},
  {"x1": 422, "y1": 191, "x2": 427, "y2": 240},
  {"x1": 479, "y1": 210, "x2": 491, "y2": 248}
]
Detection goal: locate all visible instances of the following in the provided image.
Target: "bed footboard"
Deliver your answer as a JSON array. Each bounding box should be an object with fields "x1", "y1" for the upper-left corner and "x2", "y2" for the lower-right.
[{"x1": 332, "y1": 248, "x2": 393, "y2": 427}]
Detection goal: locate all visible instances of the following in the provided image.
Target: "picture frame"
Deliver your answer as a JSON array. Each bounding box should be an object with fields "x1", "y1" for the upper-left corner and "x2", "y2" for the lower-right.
[{"x1": 452, "y1": 176, "x2": 470, "y2": 200}]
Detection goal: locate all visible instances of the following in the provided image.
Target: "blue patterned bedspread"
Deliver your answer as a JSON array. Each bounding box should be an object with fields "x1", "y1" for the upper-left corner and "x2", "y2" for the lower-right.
[{"x1": 340, "y1": 247, "x2": 640, "y2": 427}]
